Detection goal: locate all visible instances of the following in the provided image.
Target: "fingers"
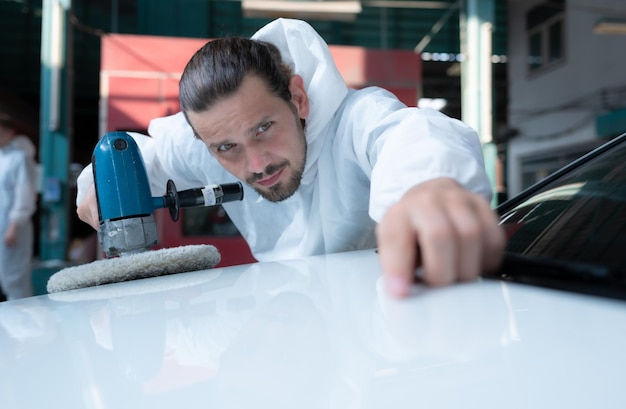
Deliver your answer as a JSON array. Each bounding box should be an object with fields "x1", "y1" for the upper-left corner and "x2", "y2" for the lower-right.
[
  {"x1": 377, "y1": 183, "x2": 458, "y2": 296},
  {"x1": 376, "y1": 178, "x2": 507, "y2": 297},
  {"x1": 76, "y1": 183, "x2": 100, "y2": 230},
  {"x1": 443, "y1": 195, "x2": 483, "y2": 282},
  {"x1": 476, "y1": 197, "x2": 507, "y2": 272},
  {"x1": 408, "y1": 198, "x2": 457, "y2": 286},
  {"x1": 376, "y1": 204, "x2": 418, "y2": 297}
]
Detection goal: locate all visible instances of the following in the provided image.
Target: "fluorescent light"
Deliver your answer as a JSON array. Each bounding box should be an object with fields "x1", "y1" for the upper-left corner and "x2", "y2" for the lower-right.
[
  {"x1": 418, "y1": 98, "x2": 447, "y2": 111},
  {"x1": 593, "y1": 18, "x2": 626, "y2": 35},
  {"x1": 242, "y1": 0, "x2": 362, "y2": 21}
]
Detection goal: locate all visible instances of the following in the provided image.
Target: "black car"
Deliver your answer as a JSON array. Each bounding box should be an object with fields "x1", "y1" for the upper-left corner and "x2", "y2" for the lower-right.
[{"x1": 492, "y1": 132, "x2": 626, "y2": 300}]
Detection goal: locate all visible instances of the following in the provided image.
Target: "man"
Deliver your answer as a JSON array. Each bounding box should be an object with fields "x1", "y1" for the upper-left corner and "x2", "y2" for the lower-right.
[
  {"x1": 77, "y1": 19, "x2": 505, "y2": 297},
  {"x1": 0, "y1": 114, "x2": 38, "y2": 300}
]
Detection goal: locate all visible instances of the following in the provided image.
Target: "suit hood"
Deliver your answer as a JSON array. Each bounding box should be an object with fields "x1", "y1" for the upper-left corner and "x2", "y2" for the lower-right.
[{"x1": 252, "y1": 19, "x2": 349, "y2": 186}]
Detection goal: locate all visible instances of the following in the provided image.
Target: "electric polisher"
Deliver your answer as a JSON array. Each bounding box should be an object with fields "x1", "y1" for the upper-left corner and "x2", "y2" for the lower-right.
[
  {"x1": 47, "y1": 131, "x2": 244, "y2": 293},
  {"x1": 92, "y1": 131, "x2": 243, "y2": 257}
]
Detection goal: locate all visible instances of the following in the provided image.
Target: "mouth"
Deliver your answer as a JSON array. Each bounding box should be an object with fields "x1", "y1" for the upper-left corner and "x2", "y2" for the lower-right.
[{"x1": 255, "y1": 167, "x2": 285, "y2": 188}]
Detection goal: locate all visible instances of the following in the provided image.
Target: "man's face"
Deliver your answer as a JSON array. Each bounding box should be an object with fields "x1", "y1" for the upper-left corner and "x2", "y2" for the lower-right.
[
  {"x1": 0, "y1": 125, "x2": 13, "y2": 148},
  {"x1": 187, "y1": 74, "x2": 309, "y2": 202}
]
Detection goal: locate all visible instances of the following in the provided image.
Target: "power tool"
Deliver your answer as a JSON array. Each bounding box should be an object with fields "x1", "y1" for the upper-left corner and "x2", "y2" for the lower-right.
[{"x1": 92, "y1": 131, "x2": 243, "y2": 258}]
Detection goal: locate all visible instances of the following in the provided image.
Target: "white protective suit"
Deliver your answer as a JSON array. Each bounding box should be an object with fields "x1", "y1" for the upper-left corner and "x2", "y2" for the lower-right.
[
  {"x1": 77, "y1": 18, "x2": 491, "y2": 262},
  {"x1": 0, "y1": 135, "x2": 37, "y2": 299}
]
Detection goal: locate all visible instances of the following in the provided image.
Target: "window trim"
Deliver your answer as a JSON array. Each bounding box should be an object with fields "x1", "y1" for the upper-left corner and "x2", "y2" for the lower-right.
[{"x1": 526, "y1": 4, "x2": 566, "y2": 76}]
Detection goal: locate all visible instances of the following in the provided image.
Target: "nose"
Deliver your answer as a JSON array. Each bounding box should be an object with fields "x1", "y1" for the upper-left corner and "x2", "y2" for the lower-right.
[{"x1": 245, "y1": 145, "x2": 270, "y2": 174}]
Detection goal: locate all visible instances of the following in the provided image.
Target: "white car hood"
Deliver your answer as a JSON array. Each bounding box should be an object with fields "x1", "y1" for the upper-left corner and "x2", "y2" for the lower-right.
[{"x1": 1, "y1": 249, "x2": 625, "y2": 408}]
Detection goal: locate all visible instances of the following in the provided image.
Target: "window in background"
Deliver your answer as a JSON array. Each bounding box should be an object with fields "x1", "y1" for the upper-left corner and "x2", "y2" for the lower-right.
[{"x1": 526, "y1": 0, "x2": 565, "y2": 74}]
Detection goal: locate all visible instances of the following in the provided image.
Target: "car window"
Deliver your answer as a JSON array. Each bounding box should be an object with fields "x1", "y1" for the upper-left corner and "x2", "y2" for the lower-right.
[{"x1": 499, "y1": 134, "x2": 626, "y2": 273}]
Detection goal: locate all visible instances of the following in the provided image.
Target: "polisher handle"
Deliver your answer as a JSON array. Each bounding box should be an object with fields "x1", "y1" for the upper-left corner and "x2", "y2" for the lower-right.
[{"x1": 160, "y1": 180, "x2": 244, "y2": 222}]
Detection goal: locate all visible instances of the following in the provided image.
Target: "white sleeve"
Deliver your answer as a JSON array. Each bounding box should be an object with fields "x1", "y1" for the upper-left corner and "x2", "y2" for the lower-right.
[
  {"x1": 347, "y1": 88, "x2": 492, "y2": 223},
  {"x1": 75, "y1": 163, "x2": 94, "y2": 206}
]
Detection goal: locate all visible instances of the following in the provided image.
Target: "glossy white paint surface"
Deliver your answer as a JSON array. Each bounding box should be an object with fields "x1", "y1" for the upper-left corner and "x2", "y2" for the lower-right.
[{"x1": 1, "y1": 249, "x2": 625, "y2": 408}]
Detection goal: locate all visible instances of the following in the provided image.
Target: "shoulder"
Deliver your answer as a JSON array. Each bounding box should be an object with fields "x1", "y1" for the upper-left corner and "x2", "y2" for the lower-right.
[
  {"x1": 147, "y1": 112, "x2": 206, "y2": 155},
  {"x1": 334, "y1": 87, "x2": 410, "y2": 134},
  {"x1": 148, "y1": 112, "x2": 194, "y2": 139},
  {"x1": 341, "y1": 87, "x2": 407, "y2": 119},
  {"x1": 10, "y1": 135, "x2": 36, "y2": 158},
  {"x1": 1, "y1": 148, "x2": 28, "y2": 172},
  {"x1": 326, "y1": 88, "x2": 410, "y2": 167},
  {"x1": 5, "y1": 145, "x2": 28, "y2": 159}
]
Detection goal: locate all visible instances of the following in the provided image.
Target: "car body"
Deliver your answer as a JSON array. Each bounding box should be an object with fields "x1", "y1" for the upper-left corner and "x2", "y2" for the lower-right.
[{"x1": 1, "y1": 133, "x2": 626, "y2": 408}]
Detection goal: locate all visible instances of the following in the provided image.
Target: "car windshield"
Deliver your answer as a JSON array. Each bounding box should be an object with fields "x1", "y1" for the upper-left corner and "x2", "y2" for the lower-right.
[{"x1": 492, "y1": 133, "x2": 626, "y2": 298}]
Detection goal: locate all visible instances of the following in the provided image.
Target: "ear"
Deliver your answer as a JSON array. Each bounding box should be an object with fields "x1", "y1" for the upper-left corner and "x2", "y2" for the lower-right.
[{"x1": 288, "y1": 75, "x2": 309, "y2": 119}]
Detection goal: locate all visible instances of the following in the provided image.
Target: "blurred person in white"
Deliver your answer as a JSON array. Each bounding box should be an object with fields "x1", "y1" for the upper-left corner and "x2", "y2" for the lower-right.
[{"x1": 0, "y1": 114, "x2": 37, "y2": 300}]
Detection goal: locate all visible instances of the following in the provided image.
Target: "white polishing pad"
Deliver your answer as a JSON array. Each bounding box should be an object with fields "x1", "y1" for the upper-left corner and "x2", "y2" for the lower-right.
[{"x1": 47, "y1": 245, "x2": 221, "y2": 293}]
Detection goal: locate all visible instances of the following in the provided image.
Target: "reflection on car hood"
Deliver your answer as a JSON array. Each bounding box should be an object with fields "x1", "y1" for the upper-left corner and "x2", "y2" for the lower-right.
[{"x1": 1, "y1": 249, "x2": 626, "y2": 408}]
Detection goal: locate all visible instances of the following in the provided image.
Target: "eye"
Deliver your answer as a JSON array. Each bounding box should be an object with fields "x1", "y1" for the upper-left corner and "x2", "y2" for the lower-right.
[
  {"x1": 217, "y1": 143, "x2": 236, "y2": 152},
  {"x1": 257, "y1": 121, "x2": 272, "y2": 133}
]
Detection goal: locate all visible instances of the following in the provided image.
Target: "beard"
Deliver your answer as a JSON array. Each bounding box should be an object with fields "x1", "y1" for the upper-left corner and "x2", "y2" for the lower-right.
[
  {"x1": 246, "y1": 119, "x2": 307, "y2": 203},
  {"x1": 251, "y1": 160, "x2": 304, "y2": 202}
]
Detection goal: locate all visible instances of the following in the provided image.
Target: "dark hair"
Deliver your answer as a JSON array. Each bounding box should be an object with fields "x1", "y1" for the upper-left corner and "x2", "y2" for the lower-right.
[
  {"x1": 0, "y1": 113, "x2": 15, "y2": 130},
  {"x1": 179, "y1": 37, "x2": 293, "y2": 117}
]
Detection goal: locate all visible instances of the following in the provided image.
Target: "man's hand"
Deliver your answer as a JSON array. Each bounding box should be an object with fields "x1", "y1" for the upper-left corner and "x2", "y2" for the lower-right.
[
  {"x1": 76, "y1": 183, "x2": 100, "y2": 230},
  {"x1": 376, "y1": 177, "x2": 506, "y2": 297},
  {"x1": 4, "y1": 222, "x2": 19, "y2": 247}
]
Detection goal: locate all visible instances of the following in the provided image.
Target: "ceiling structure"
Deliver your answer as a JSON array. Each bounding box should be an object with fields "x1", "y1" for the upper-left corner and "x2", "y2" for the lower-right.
[{"x1": 0, "y1": 0, "x2": 508, "y2": 159}]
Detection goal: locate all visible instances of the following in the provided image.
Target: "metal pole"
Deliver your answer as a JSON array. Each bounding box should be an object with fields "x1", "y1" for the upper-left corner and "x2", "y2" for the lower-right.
[
  {"x1": 39, "y1": 0, "x2": 73, "y2": 260},
  {"x1": 460, "y1": 0, "x2": 497, "y2": 206}
]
